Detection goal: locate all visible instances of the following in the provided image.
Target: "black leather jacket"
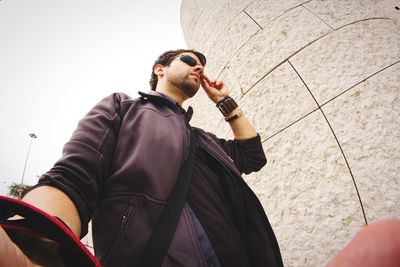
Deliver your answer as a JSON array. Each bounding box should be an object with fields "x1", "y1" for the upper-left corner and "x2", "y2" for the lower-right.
[{"x1": 37, "y1": 91, "x2": 282, "y2": 267}]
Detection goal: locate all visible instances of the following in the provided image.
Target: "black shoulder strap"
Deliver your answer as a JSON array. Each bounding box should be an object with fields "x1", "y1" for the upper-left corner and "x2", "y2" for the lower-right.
[{"x1": 137, "y1": 127, "x2": 197, "y2": 267}]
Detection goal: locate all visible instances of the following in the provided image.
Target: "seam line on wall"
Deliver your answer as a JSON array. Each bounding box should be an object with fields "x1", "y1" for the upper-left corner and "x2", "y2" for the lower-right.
[
  {"x1": 243, "y1": 10, "x2": 263, "y2": 29},
  {"x1": 224, "y1": 4, "x2": 314, "y2": 63},
  {"x1": 223, "y1": 5, "x2": 328, "y2": 87},
  {"x1": 239, "y1": 17, "x2": 393, "y2": 97},
  {"x1": 242, "y1": 0, "x2": 258, "y2": 12},
  {"x1": 230, "y1": 65, "x2": 245, "y2": 96},
  {"x1": 320, "y1": 60, "x2": 400, "y2": 109},
  {"x1": 319, "y1": 109, "x2": 368, "y2": 226},
  {"x1": 267, "y1": 1, "x2": 314, "y2": 26},
  {"x1": 263, "y1": 108, "x2": 320, "y2": 142},
  {"x1": 302, "y1": 4, "x2": 335, "y2": 30},
  {"x1": 335, "y1": 17, "x2": 392, "y2": 31},
  {"x1": 259, "y1": 59, "x2": 400, "y2": 142},
  {"x1": 240, "y1": 30, "x2": 333, "y2": 96},
  {"x1": 288, "y1": 59, "x2": 368, "y2": 226},
  {"x1": 216, "y1": 25, "x2": 263, "y2": 79}
]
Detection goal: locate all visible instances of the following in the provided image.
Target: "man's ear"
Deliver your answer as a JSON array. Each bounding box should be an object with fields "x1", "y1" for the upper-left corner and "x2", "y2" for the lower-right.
[{"x1": 154, "y1": 64, "x2": 165, "y2": 77}]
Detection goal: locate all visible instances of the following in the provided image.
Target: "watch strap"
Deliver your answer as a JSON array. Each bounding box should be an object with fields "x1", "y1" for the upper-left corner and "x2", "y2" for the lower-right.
[
  {"x1": 225, "y1": 108, "x2": 243, "y2": 122},
  {"x1": 216, "y1": 96, "x2": 238, "y2": 117}
]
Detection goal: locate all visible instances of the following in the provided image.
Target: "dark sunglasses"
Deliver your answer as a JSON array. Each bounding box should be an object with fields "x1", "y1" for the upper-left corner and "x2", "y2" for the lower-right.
[{"x1": 179, "y1": 54, "x2": 201, "y2": 67}]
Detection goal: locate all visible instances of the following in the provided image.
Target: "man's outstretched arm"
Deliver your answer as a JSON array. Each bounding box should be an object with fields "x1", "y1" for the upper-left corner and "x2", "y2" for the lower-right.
[
  {"x1": 0, "y1": 186, "x2": 81, "y2": 266},
  {"x1": 23, "y1": 186, "x2": 82, "y2": 237}
]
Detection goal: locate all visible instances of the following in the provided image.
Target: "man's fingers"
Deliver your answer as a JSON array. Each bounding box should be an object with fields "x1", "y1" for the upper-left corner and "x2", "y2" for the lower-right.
[
  {"x1": 202, "y1": 75, "x2": 217, "y2": 87},
  {"x1": 327, "y1": 219, "x2": 400, "y2": 267},
  {"x1": 202, "y1": 74, "x2": 210, "y2": 83},
  {"x1": 215, "y1": 80, "x2": 224, "y2": 89},
  {"x1": 201, "y1": 77, "x2": 211, "y2": 90}
]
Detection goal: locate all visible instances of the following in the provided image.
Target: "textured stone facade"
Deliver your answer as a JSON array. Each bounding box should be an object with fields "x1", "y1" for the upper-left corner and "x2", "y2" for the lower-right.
[{"x1": 181, "y1": 1, "x2": 400, "y2": 266}]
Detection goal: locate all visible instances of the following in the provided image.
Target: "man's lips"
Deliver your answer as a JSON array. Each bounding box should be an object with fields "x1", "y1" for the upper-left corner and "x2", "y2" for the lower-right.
[{"x1": 190, "y1": 73, "x2": 201, "y2": 80}]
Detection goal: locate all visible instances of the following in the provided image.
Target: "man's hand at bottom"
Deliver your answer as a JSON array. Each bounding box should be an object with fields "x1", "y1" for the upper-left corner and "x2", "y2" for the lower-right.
[{"x1": 0, "y1": 227, "x2": 42, "y2": 267}]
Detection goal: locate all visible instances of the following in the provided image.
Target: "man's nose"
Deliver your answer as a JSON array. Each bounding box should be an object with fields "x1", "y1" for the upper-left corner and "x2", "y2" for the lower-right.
[{"x1": 194, "y1": 65, "x2": 204, "y2": 75}]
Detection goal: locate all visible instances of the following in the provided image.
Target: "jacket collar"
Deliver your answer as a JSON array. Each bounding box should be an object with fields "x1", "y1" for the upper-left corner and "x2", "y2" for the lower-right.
[{"x1": 138, "y1": 91, "x2": 193, "y2": 122}]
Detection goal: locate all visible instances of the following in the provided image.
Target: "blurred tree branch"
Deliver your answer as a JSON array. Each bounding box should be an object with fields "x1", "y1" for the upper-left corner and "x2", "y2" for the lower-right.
[{"x1": 8, "y1": 183, "x2": 32, "y2": 199}]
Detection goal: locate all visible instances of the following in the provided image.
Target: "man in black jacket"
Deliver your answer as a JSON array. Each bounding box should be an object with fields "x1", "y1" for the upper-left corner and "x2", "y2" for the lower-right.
[{"x1": 1, "y1": 49, "x2": 283, "y2": 266}]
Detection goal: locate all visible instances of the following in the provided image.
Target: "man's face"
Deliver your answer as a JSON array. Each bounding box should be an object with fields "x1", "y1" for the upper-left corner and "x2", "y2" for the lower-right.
[{"x1": 165, "y1": 52, "x2": 204, "y2": 98}]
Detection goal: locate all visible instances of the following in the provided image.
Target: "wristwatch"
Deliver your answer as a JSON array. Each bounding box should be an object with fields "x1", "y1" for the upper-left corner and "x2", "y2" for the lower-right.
[{"x1": 216, "y1": 96, "x2": 238, "y2": 116}]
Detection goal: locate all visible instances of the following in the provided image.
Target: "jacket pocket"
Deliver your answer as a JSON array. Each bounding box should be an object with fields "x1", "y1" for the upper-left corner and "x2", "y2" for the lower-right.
[{"x1": 102, "y1": 198, "x2": 139, "y2": 266}]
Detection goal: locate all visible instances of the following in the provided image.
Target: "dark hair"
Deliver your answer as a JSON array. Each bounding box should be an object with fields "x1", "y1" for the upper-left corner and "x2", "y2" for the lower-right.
[{"x1": 149, "y1": 49, "x2": 206, "y2": 90}]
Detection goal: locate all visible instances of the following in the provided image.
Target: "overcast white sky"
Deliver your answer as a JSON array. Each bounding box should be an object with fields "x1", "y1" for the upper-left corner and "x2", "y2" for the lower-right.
[{"x1": 0, "y1": 0, "x2": 187, "y2": 194}]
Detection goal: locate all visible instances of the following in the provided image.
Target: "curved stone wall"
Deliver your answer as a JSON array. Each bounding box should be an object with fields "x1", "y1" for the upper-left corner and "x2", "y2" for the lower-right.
[{"x1": 181, "y1": 1, "x2": 400, "y2": 266}]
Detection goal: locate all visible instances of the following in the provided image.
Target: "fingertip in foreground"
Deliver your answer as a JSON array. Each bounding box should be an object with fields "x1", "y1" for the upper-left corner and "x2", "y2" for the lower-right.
[{"x1": 327, "y1": 219, "x2": 400, "y2": 267}]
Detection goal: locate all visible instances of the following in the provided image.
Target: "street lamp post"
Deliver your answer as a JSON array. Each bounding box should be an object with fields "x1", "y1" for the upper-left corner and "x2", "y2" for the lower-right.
[
  {"x1": 1, "y1": 181, "x2": 6, "y2": 196},
  {"x1": 19, "y1": 133, "x2": 37, "y2": 198}
]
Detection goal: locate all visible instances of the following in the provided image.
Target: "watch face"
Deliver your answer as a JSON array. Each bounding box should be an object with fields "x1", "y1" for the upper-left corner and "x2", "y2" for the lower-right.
[
  {"x1": 217, "y1": 97, "x2": 238, "y2": 116},
  {"x1": 218, "y1": 105, "x2": 228, "y2": 116}
]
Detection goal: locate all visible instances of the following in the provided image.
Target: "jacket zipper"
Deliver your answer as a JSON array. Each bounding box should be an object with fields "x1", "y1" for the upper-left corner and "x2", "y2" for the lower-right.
[
  {"x1": 120, "y1": 206, "x2": 132, "y2": 229},
  {"x1": 103, "y1": 204, "x2": 134, "y2": 266}
]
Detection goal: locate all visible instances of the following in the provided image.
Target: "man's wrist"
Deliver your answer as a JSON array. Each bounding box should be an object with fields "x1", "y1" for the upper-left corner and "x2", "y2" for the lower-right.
[
  {"x1": 216, "y1": 96, "x2": 243, "y2": 123},
  {"x1": 225, "y1": 107, "x2": 243, "y2": 122},
  {"x1": 216, "y1": 96, "x2": 238, "y2": 117}
]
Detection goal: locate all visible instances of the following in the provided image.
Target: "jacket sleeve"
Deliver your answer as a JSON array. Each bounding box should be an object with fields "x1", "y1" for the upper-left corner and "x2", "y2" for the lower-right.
[
  {"x1": 35, "y1": 93, "x2": 130, "y2": 237},
  {"x1": 215, "y1": 133, "x2": 267, "y2": 175}
]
